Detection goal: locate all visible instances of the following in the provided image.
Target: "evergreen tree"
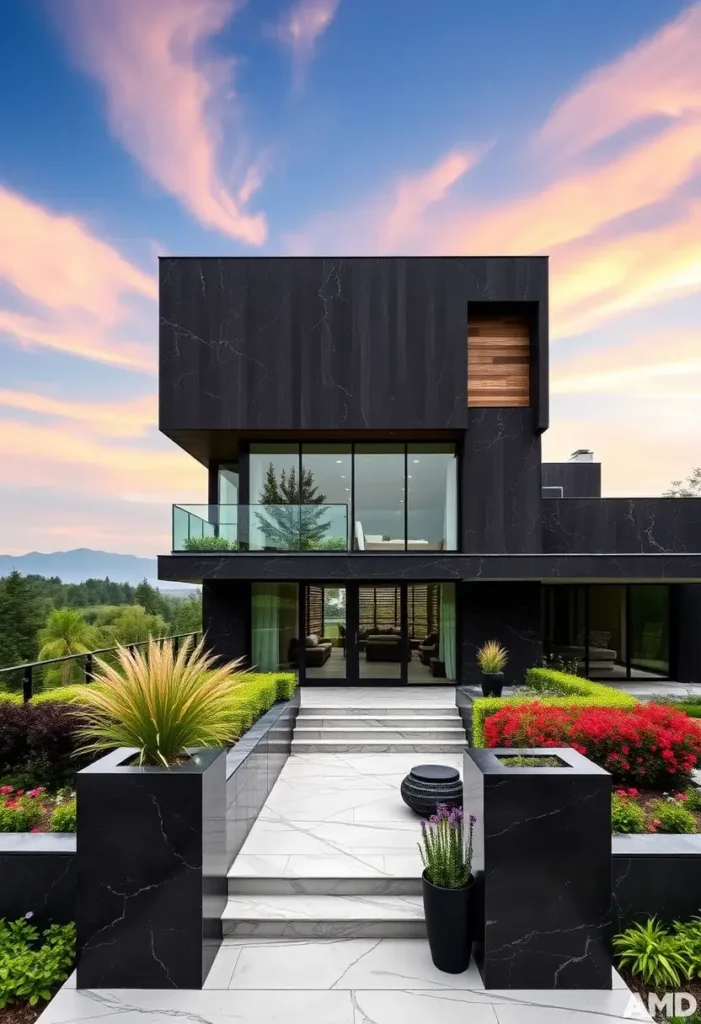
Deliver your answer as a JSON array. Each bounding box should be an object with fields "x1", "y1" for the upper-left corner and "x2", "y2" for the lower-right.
[
  {"x1": 134, "y1": 579, "x2": 165, "y2": 617},
  {"x1": 665, "y1": 467, "x2": 701, "y2": 497},
  {"x1": 168, "y1": 595, "x2": 202, "y2": 635},
  {"x1": 256, "y1": 463, "x2": 331, "y2": 549},
  {"x1": 108, "y1": 605, "x2": 168, "y2": 645},
  {"x1": 0, "y1": 571, "x2": 47, "y2": 668}
]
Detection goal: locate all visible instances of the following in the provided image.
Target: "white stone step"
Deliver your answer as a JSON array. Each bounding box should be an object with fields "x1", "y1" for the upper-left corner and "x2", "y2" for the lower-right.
[
  {"x1": 294, "y1": 726, "x2": 466, "y2": 741},
  {"x1": 296, "y1": 714, "x2": 462, "y2": 728},
  {"x1": 221, "y1": 894, "x2": 426, "y2": 938},
  {"x1": 299, "y1": 705, "x2": 457, "y2": 717},
  {"x1": 228, "y1": 874, "x2": 421, "y2": 896},
  {"x1": 290, "y1": 739, "x2": 467, "y2": 753}
]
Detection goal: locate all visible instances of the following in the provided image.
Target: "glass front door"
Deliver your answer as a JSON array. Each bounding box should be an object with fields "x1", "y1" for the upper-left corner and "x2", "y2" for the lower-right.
[
  {"x1": 300, "y1": 585, "x2": 348, "y2": 682},
  {"x1": 357, "y1": 585, "x2": 407, "y2": 682}
]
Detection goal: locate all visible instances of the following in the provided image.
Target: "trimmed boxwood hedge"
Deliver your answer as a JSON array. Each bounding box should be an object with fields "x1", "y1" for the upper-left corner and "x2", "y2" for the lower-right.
[{"x1": 471, "y1": 668, "x2": 638, "y2": 747}]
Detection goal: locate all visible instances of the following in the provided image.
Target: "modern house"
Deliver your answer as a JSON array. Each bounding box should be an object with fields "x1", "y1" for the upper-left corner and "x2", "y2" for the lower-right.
[{"x1": 158, "y1": 257, "x2": 701, "y2": 686}]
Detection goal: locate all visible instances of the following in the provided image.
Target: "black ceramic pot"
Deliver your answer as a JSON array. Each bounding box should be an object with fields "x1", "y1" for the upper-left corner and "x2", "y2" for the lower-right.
[
  {"x1": 480, "y1": 671, "x2": 504, "y2": 698},
  {"x1": 422, "y1": 870, "x2": 474, "y2": 973}
]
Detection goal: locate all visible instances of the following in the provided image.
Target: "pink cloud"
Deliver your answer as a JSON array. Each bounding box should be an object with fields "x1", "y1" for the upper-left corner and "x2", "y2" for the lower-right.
[
  {"x1": 0, "y1": 389, "x2": 157, "y2": 438},
  {"x1": 536, "y1": 2, "x2": 701, "y2": 157},
  {"x1": 272, "y1": 0, "x2": 339, "y2": 86},
  {"x1": 59, "y1": 0, "x2": 267, "y2": 244}
]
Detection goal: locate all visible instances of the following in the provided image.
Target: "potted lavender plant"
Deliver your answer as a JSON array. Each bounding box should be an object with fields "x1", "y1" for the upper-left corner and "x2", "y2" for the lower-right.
[{"x1": 419, "y1": 804, "x2": 476, "y2": 973}]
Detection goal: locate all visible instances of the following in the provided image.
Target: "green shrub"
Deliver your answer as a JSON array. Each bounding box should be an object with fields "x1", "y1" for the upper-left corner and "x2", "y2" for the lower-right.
[
  {"x1": 31, "y1": 685, "x2": 93, "y2": 706},
  {"x1": 613, "y1": 917, "x2": 689, "y2": 989},
  {"x1": 684, "y1": 788, "x2": 701, "y2": 812},
  {"x1": 49, "y1": 798, "x2": 76, "y2": 833},
  {"x1": 676, "y1": 916, "x2": 701, "y2": 981},
  {"x1": 0, "y1": 918, "x2": 75, "y2": 1008},
  {"x1": 0, "y1": 798, "x2": 43, "y2": 833},
  {"x1": 652, "y1": 799, "x2": 697, "y2": 834},
  {"x1": 611, "y1": 795, "x2": 646, "y2": 834},
  {"x1": 471, "y1": 669, "x2": 638, "y2": 748},
  {"x1": 183, "y1": 535, "x2": 237, "y2": 551}
]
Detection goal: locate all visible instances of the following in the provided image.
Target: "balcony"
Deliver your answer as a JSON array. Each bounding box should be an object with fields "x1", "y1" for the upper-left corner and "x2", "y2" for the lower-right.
[{"x1": 173, "y1": 504, "x2": 350, "y2": 553}]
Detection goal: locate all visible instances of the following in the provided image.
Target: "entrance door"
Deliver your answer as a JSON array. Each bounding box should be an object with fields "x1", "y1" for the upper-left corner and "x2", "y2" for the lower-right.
[
  {"x1": 300, "y1": 584, "x2": 350, "y2": 683},
  {"x1": 353, "y1": 585, "x2": 408, "y2": 684}
]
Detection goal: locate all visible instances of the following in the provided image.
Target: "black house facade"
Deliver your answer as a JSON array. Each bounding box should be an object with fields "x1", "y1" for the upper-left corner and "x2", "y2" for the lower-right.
[{"x1": 158, "y1": 257, "x2": 701, "y2": 687}]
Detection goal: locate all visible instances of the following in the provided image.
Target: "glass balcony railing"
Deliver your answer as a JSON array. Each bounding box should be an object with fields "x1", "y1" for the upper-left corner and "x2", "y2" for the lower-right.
[{"x1": 173, "y1": 504, "x2": 350, "y2": 553}]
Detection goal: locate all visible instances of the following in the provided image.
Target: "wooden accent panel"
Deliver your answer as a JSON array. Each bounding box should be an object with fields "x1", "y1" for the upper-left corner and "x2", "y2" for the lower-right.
[{"x1": 468, "y1": 316, "x2": 530, "y2": 407}]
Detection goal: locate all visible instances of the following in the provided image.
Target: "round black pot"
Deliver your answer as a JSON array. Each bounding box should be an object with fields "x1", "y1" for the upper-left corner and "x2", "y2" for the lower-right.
[
  {"x1": 421, "y1": 870, "x2": 474, "y2": 974},
  {"x1": 480, "y1": 671, "x2": 504, "y2": 698}
]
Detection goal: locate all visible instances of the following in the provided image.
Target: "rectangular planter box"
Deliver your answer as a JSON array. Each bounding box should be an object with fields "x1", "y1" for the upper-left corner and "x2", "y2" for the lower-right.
[
  {"x1": 464, "y1": 746, "x2": 612, "y2": 989},
  {"x1": 77, "y1": 746, "x2": 227, "y2": 990}
]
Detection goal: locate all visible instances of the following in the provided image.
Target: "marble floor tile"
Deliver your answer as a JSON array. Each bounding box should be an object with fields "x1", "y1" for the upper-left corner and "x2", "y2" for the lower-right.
[
  {"x1": 352, "y1": 990, "x2": 500, "y2": 1023},
  {"x1": 222, "y1": 894, "x2": 424, "y2": 922}
]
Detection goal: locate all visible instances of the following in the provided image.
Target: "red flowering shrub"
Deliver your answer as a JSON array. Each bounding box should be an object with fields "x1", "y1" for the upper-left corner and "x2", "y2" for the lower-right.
[{"x1": 484, "y1": 701, "x2": 701, "y2": 788}]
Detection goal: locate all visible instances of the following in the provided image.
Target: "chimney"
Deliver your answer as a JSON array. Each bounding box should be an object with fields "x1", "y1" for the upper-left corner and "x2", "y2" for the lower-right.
[{"x1": 568, "y1": 449, "x2": 593, "y2": 463}]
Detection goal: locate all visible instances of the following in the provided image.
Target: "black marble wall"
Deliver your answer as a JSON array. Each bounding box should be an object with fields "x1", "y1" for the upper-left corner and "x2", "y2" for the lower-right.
[
  {"x1": 202, "y1": 580, "x2": 251, "y2": 665},
  {"x1": 543, "y1": 498, "x2": 701, "y2": 554},
  {"x1": 461, "y1": 409, "x2": 542, "y2": 554},
  {"x1": 459, "y1": 581, "x2": 542, "y2": 686},
  {"x1": 671, "y1": 585, "x2": 701, "y2": 684},
  {"x1": 77, "y1": 748, "x2": 227, "y2": 989},
  {"x1": 612, "y1": 835, "x2": 701, "y2": 930},
  {"x1": 464, "y1": 747, "x2": 612, "y2": 989},
  {"x1": 159, "y1": 256, "x2": 549, "y2": 437},
  {"x1": 542, "y1": 461, "x2": 601, "y2": 498},
  {"x1": 225, "y1": 692, "x2": 300, "y2": 866},
  {"x1": 0, "y1": 835, "x2": 76, "y2": 929}
]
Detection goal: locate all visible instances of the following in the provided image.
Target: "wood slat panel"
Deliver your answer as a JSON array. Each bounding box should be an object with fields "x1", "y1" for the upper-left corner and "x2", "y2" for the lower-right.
[{"x1": 467, "y1": 316, "x2": 530, "y2": 407}]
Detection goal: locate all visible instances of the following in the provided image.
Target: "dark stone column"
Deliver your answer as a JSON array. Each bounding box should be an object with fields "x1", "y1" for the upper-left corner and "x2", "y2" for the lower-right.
[
  {"x1": 202, "y1": 581, "x2": 251, "y2": 666},
  {"x1": 461, "y1": 408, "x2": 542, "y2": 554},
  {"x1": 671, "y1": 585, "x2": 701, "y2": 684},
  {"x1": 458, "y1": 581, "x2": 542, "y2": 686},
  {"x1": 464, "y1": 746, "x2": 612, "y2": 989},
  {"x1": 77, "y1": 748, "x2": 227, "y2": 989}
]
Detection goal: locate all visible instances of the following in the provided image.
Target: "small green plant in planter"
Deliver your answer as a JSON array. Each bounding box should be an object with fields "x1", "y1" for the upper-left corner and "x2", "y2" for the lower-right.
[
  {"x1": 183, "y1": 535, "x2": 237, "y2": 551},
  {"x1": 611, "y1": 794, "x2": 646, "y2": 834},
  {"x1": 0, "y1": 917, "x2": 75, "y2": 1009},
  {"x1": 613, "y1": 917, "x2": 689, "y2": 989},
  {"x1": 419, "y1": 805, "x2": 476, "y2": 974},
  {"x1": 650, "y1": 798, "x2": 697, "y2": 834},
  {"x1": 477, "y1": 640, "x2": 508, "y2": 697}
]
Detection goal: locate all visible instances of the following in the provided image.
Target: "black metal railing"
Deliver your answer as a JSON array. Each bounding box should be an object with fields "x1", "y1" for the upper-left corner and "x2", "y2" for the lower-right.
[{"x1": 0, "y1": 632, "x2": 202, "y2": 703}]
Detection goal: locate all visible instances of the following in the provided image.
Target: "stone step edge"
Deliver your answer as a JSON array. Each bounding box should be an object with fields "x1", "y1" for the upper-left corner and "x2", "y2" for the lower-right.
[
  {"x1": 221, "y1": 895, "x2": 425, "y2": 921},
  {"x1": 294, "y1": 725, "x2": 465, "y2": 732}
]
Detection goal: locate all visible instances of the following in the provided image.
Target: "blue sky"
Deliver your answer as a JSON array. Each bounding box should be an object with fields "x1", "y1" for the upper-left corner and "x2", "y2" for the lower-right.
[{"x1": 0, "y1": 0, "x2": 699, "y2": 555}]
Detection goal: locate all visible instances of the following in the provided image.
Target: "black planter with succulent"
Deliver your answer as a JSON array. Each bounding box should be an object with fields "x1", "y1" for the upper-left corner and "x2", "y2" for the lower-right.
[
  {"x1": 419, "y1": 804, "x2": 476, "y2": 974},
  {"x1": 477, "y1": 641, "x2": 508, "y2": 697}
]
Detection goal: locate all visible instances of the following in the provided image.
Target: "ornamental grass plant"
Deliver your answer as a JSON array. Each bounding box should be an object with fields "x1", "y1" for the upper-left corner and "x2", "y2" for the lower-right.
[
  {"x1": 76, "y1": 635, "x2": 244, "y2": 766},
  {"x1": 419, "y1": 805, "x2": 475, "y2": 888},
  {"x1": 476, "y1": 640, "x2": 508, "y2": 674}
]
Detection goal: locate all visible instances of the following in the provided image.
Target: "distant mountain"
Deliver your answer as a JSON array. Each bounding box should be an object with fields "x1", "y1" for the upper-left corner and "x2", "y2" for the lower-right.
[{"x1": 0, "y1": 548, "x2": 193, "y2": 589}]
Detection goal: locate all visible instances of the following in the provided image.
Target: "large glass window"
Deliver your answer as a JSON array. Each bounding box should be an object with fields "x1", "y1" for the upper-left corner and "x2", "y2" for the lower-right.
[
  {"x1": 302, "y1": 585, "x2": 347, "y2": 680},
  {"x1": 218, "y1": 464, "x2": 239, "y2": 505},
  {"x1": 629, "y1": 585, "x2": 669, "y2": 679},
  {"x1": 587, "y1": 585, "x2": 627, "y2": 680},
  {"x1": 354, "y1": 445, "x2": 405, "y2": 550},
  {"x1": 251, "y1": 583, "x2": 299, "y2": 671},
  {"x1": 407, "y1": 444, "x2": 457, "y2": 551},
  {"x1": 301, "y1": 444, "x2": 352, "y2": 550}
]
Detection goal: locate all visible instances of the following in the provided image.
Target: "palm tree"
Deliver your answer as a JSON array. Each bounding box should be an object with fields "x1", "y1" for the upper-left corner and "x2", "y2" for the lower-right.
[{"x1": 37, "y1": 609, "x2": 100, "y2": 687}]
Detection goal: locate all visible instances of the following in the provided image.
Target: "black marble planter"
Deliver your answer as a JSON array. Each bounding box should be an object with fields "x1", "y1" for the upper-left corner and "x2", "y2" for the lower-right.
[
  {"x1": 400, "y1": 764, "x2": 463, "y2": 816},
  {"x1": 464, "y1": 746, "x2": 612, "y2": 990},
  {"x1": 480, "y1": 672, "x2": 504, "y2": 697},
  {"x1": 76, "y1": 747, "x2": 227, "y2": 990}
]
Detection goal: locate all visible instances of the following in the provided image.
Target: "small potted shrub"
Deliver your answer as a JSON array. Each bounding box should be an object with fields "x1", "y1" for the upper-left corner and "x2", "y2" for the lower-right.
[
  {"x1": 477, "y1": 640, "x2": 507, "y2": 697},
  {"x1": 419, "y1": 804, "x2": 475, "y2": 973}
]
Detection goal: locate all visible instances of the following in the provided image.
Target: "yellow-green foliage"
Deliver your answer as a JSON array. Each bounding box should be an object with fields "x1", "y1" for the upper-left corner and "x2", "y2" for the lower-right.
[
  {"x1": 0, "y1": 693, "x2": 22, "y2": 706},
  {"x1": 31, "y1": 685, "x2": 93, "y2": 705},
  {"x1": 471, "y1": 668, "x2": 638, "y2": 747},
  {"x1": 224, "y1": 672, "x2": 297, "y2": 739}
]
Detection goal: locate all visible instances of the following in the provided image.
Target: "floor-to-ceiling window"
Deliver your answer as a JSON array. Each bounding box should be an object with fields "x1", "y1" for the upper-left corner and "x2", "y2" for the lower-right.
[
  {"x1": 544, "y1": 584, "x2": 670, "y2": 680},
  {"x1": 251, "y1": 583, "x2": 299, "y2": 671},
  {"x1": 301, "y1": 445, "x2": 352, "y2": 549},
  {"x1": 354, "y1": 445, "x2": 406, "y2": 550},
  {"x1": 407, "y1": 445, "x2": 458, "y2": 551}
]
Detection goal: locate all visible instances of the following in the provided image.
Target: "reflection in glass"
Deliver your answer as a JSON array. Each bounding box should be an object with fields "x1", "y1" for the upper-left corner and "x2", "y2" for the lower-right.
[
  {"x1": 587, "y1": 585, "x2": 627, "y2": 679},
  {"x1": 302, "y1": 586, "x2": 347, "y2": 680},
  {"x1": 251, "y1": 583, "x2": 299, "y2": 671},
  {"x1": 629, "y1": 585, "x2": 669, "y2": 678},
  {"x1": 407, "y1": 445, "x2": 457, "y2": 551},
  {"x1": 218, "y1": 464, "x2": 239, "y2": 504},
  {"x1": 545, "y1": 585, "x2": 587, "y2": 673},
  {"x1": 354, "y1": 445, "x2": 405, "y2": 550},
  {"x1": 302, "y1": 445, "x2": 352, "y2": 549}
]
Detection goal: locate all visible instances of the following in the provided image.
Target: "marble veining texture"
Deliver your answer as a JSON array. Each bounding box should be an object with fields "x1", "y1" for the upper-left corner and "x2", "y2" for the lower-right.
[
  {"x1": 543, "y1": 497, "x2": 701, "y2": 555},
  {"x1": 37, "y1": 940, "x2": 650, "y2": 1023}
]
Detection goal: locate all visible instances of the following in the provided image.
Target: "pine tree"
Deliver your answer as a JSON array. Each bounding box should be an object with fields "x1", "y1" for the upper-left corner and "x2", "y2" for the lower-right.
[
  {"x1": 0, "y1": 571, "x2": 47, "y2": 668},
  {"x1": 134, "y1": 579, "x2": 164, "y2": 617},
  {"x1": 255, "y1": 462, "x2": 331, "y2": 549}
]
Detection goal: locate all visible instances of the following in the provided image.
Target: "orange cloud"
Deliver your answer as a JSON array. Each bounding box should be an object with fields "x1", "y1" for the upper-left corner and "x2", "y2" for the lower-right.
[
  {"x1": 383, "y1": 152, "x2": 481, "y2": 249},
  {"x1": 536, "y1": 2, "x2": 701, "y2": 157},
  {"x1": 0, "y1": 389, "x2": 157, "y2": 438},
  {"x1": 60, "y1": 0, "x2": 267, "y2": 244}
]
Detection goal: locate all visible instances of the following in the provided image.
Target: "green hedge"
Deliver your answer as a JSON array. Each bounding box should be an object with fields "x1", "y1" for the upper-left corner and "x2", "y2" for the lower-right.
[{"x1": 471, "y1": 668, "x2": 638, "y2": 747}]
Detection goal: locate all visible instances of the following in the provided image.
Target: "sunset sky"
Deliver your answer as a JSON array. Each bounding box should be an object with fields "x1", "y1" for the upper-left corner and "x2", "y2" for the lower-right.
[{"x1": 1, "y1": 0, "x2": 700, "y2": 557}]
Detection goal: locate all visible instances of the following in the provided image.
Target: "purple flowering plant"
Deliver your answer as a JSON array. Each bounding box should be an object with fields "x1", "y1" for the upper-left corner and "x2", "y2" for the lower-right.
[{"x1": 419, "y1": 804, "x2": 475, "y2": 888}]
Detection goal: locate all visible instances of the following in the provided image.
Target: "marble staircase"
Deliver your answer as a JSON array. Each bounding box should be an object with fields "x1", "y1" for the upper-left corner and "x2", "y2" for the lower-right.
[{"x1": 291, "y1": 703, "x2": 467, "y2": 753}]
